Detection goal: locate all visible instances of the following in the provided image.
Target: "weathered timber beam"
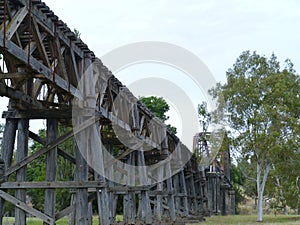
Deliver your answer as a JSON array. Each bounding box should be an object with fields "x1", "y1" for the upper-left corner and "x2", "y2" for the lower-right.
[
  {"x1": 0, "y1": 181, "x2": 105, "y2": 189},
  {"x1": 108, "y1": 186, "x2": 149, "y2": 192},
  {"x1": 0, "y1": 38, "x2": 80, "y2": 99},
  {"x1": 2, "y1": 109, "x2": 72, "y2": 119},
  {"x1": 31, "y1": 17, "x2": 50, "y2": 67},
  {"x1": 5, "y1": 116, "x2": 100, "y2": 176},
  {"x1": 0, "y1": 82, "x2": 43, "y2": 109},
  {"x1": 4, "y1": 7, "x2": 28, "y2": 40},
  {"x1": 0, "y1": 190, "x2": 54, "y2": 224},
  {"x1": 55, "y1": 205, "x2": 74, "y2": 221},
  {"x1": 0, "y1": 72, "x2": 43, "y2": 79}
]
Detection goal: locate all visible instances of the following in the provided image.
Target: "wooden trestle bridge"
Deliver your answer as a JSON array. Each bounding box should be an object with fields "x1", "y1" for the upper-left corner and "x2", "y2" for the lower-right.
[{"x1": 0, "y1": 0, "x2": 235, "y2": 224}]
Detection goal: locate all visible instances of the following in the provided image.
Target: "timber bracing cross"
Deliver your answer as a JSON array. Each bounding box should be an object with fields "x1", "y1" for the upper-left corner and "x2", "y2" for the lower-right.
[{"x1": 0, "y1": 0, "x2": 235, "y2": 224}]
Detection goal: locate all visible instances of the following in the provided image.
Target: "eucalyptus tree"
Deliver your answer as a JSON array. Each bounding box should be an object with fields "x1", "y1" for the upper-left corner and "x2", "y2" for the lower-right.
[{"x1": 210, "y1": 51, "x2": 300, "y2": 221}]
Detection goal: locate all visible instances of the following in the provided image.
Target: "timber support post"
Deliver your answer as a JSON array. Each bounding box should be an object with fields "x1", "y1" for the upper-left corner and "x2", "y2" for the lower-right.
[{"x1": 44, "y1": 119, "x2": 58, "y2": 224}]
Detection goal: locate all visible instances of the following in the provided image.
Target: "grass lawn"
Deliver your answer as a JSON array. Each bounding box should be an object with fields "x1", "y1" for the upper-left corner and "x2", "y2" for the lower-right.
[
  {"x1": 2, "y1": 214, "x2": 299, "y2": 224},
  {"x1": 192, "y1": 214, "x2": 300, "y2": 225},
  {"x1": 2, "y1": 215, "x2": 124, "y2": 225}
]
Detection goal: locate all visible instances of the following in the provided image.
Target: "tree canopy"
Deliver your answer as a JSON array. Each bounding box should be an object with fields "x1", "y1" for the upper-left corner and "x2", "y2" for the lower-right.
[
  {"x1": 210, "y1": 51, "x2": 300, "y2": 221},
  {"x1": 139, "y1": 96, "x2": 177, "y2": 134}
]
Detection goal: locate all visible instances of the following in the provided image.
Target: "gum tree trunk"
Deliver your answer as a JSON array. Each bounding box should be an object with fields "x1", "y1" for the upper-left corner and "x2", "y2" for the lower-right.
[{"x1": 257, "y1": 163, "x2": 271, "y2": 222}]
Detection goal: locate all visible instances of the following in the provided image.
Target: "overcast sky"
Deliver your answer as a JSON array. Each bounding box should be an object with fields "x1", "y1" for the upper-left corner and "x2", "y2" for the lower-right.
[
  {"x1": 1, "y1": 0, "x2": 300, "y2": 148},
  {"x1": 43, "y1": 0, "x2": 300, "y2": 81}
]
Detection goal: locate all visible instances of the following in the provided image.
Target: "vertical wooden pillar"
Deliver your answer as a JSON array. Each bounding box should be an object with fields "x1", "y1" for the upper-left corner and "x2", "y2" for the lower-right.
[
  {"x1": 68, "y1": 192, "x2": 76, "y2": 225},
  {"x1": 0, "y1": 119, "x2": 17, "y2": 225},
  {"x1": 15, "y1": 119, "x2": 29, "y2": 225},
  {"x1": 44, "y1": 119, "x2": 58, "y2": 224},
  {"x1": 173, "y1": 173, "x2": 181, "y2": 214},
  {"x1": 216, "y1": 174, "x2": 221, "y2": 214},
  {"x1": 186, "y1": 160, "x2": 198, "y2": 214},
  {"x1": 94, "y1": 136, "x2": 109, "y2": 225},
  {"x1": 206, "y1": 172, "x2": 214, "y2": 215},
  {"x1": 194, "y1": 166, "x2": 204, "y2": 214},
  {"x1": 124, "y1": 153, "x2": 135, "y2": 224},
  {"x1": 200, "y1": 168, "x2": 208, "y2": 215},
  {"x1": 180, "y1": 170, "x2": 189, "y2": 216},
  {"x1": 161, "y1": 131, "x2": 176, "y2": 223},
  {"x1": 229, "y1": 189, "x2": 235, "y2": 215},
  {"x1": 75, "y1": 131, "x2": 89, "y2": 225},
  {"x1": 96, "y1": 143, "x2": 115, "y2": 225},
  {"x1": 137, "y1": 149, "x2": 152, "y2": 224},
  {"x1": 95, "y1": 175, "x2": 111, "y2": 225},
  {"x1": 155, "y1": 165, "x2": 164, "y2": 221},
  {"x1": 107, "y1": 144, "x2": 116, "y2": 224},
  {"x1": 220, "y1": 184, "x2": 227, "y2": 215},
  {"x1": 87, "y1": 202, "x2": 92, "y2": 225}
]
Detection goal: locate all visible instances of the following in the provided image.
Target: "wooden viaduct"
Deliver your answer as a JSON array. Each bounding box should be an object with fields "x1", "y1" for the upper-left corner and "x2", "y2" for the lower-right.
[{"x1": 0, "y1": 0, "x2": 235, "y2": 224}]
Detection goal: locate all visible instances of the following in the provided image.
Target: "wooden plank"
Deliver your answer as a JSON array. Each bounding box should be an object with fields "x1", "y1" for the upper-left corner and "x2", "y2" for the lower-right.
[
  {"x1": 3, "y1": 108, "x2": 72, "y2": 119},
  {"x1": 0, "y1": 72, "x2": 39, "y2": 79},
  {"x1": 0, "y1": 181, "x2": 105, "y2": 189},
  {"x1": 0, "y1": 190, "x2": 54, "y2": 224}
]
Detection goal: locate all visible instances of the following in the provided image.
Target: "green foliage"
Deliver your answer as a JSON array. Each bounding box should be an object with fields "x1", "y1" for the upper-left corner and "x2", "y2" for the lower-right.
[
  {"x1": 231, "y1": 163, "x2": 245, "y2": 214},
  {"x1": 139, "y1": 96, "x2": 170, "y2": 121},
  {"x1": 210, "y1": 51, "x2": 300, "y2": 220},
  {"x1": 167, "y1": 124, "x2": 177, "y2": 134},
  {"x1": 198, "y1": 101, "x2": 211, "y2": 133},
  {"x1": 73, "y1": 28, "x2": 81, "y2": 39},
  {"x1": 139, "y1": 96, "x2": 177, "y2": 134},
  {"x1": 27, "y1": 127, "x2": 74, "y2": 212}
]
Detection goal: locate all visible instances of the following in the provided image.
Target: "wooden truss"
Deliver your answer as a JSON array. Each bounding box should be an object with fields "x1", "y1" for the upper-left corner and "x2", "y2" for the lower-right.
[{"x1": 0, "y1": 0, "x2": 235, "y2": 224}]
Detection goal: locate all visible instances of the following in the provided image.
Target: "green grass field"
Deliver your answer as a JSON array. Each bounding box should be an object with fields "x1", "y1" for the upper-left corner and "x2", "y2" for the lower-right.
[
  {"x1": 196, "y1": 214, "x2": 300, "y2": 225},
  {"x1": 2, "y1": 214, "x2": 299, "y2": 224}
]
